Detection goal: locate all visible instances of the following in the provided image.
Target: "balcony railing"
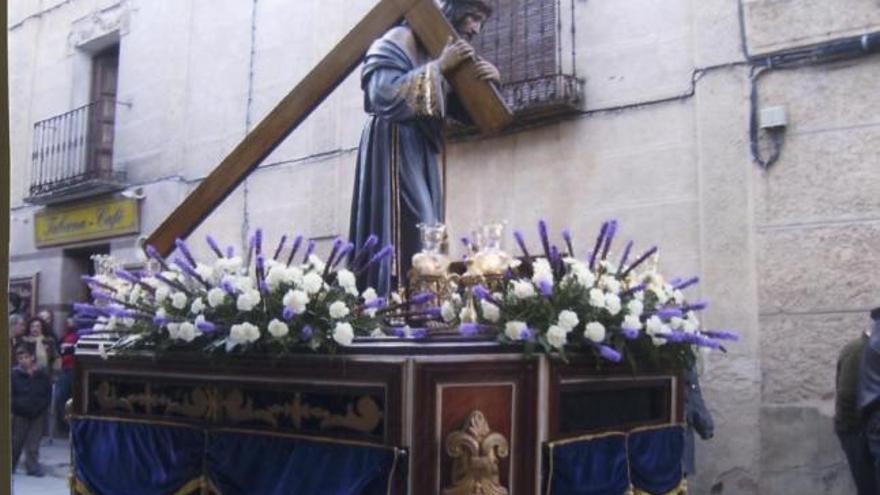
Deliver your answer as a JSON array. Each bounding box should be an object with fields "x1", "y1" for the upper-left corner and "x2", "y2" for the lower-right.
[{"x1": 27, "y1": 98, "x2": 125, "y2": 204}]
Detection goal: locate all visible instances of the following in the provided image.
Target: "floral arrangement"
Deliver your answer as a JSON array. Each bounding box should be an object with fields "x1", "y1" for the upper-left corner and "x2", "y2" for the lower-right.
[
  {"x1": 441, "y1": 220, "x2": 738, "y2": 370},
  {"x1": 75, "y1": 231, "x2": 437, "y2": 356}
]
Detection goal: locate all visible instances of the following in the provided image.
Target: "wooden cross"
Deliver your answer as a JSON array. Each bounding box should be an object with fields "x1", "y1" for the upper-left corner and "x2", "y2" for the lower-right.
[{"x1": 146, "y1": 0, "x2": 512, "y2": 256}]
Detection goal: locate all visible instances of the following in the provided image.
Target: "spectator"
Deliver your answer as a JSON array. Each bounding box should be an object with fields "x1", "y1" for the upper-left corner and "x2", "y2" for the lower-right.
[
  {"x1": 24, "y1": 316, "x2": 58, "y2": 372},
  {"x1": 835, "y1": 327, "x2": 876, "y2": 494},
  {"x1": 11, "y1": 344, "x2": 51, "y2": 477},
  {"x1": 37, "y1": 308, "x2": 55, "y2": 338},
  {"x1": 54, "y1": 317, "x2": 79, "y2": 433},
  {"x1": 9, "y1": 314, "x2": 27, "y2": 366}
]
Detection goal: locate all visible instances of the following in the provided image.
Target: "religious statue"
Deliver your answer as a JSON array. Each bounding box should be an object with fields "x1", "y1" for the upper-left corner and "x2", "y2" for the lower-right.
[{"x1": 349, "y1": 0, "x2": 500, "y2": 296}]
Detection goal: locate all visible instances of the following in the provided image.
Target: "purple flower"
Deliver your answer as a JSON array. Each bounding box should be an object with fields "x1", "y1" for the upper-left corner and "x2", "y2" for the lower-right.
[
  {"x1": 589, "y1": 222, "x2": 609, "y2": 270},
  {"x1": 539, "y1": 280, "x2": 553, "y2": 297},
  {"x1": 519, "y1": 327, "x2": 534, "y2": 341},
  {"x1": 273, "y1": 234, "x2": 287, "y2": 261},
  {"x1": 301, "y1": 325, "x2": 314, "y2": 339},
  {"x1": 73, "y1": 303, "x2": 102, "y2": 317},
  {"x1": 683, "y1": 300, "x2": 709, "y2": 312},
  {"x1": 325, "y1": 238, "x2": 344, "y2": 270},
  {"x1": 538, "y1": 219, "x2": 551, "y2": 259},
  {"x1": 146, "y1": 245, "x2": 171, "y2": 270},
  {"x1": 254, "y1": 229, "x2": 263, "y2": 256},
  {"x1": 81, "y1": 276, "x2": 117, "y2": 293},
  {"x1": 363, "y1": 297, "x2": 387, "y2": 309},
  {"x1": 513, "y1": 230, "x2": 531, "y2": 259},
  {"x1": 226, "y1": 246, "x2": 235, "y2": 258},
  {"x1": 701, "y1": 330, "x2": 740, "y2": 341},
  {"x1": 333, "y1": 242, "x2": 354, "y2": 268},
  {"x1": 460, "y1": 323, "x2": 481, "y2": 337},
  {"x1": 114, "y1": 269, "x2": 140, "y2": 284},
  {"x1": 286, "y1": 235, "x2": 303, "y2": 266},
  {"x1": 674, "y1": 277, "x2": 699, "y2": 291},
  {"x1": 196, "y1": 320, "x2": 217, "y2": 333},
  {"x1": 617, "y1": 240, "x2": 633, "y2": 273},
  {"x1": 174, "y1": 239, "x2": 197, "y2": 268},
  {"x1": 221, "y1": 280, "x2": 237, "y2": 295},
  {"x1": 598, "y1": 345, "x2": 622, "y2": 362},
  {"x1": 561, "y1": 228, "x2": 574, "y2": 256},
  {"x1": 206, "y1": 235, "x2": 224, "y2": 258},
  {"x1": 407, "y1": 292, "x2": 435, "y2": 305},
  {"x1": 282, "y1": 307, "x2": 296, "y2": 321},
  {"x1": 656, "y1": 308, "x2": 683, "y2": 320},
  {"x1": 357, "y1": 245, "x2": 393, "y2": 274},
  {"x1": 621, "y1": 283, "x2": 646, "y2": 297},
  {"x1": 409, "y1": 327, "x2": 428, "y2": 339},
  {"x1": 621, "y1": 327, "x2": 639, "y2": 340},
  {"x1": 472, "y1": 285, "x2": 493, "y2": 301},
  {"x1": 600, "y1": 220, "x2": 618, "y2": 260},
  {"x1": 152, "y1": 315, "x2": 169, "y2": 326},
  {"x1": 302, "y1": 239, "x2": 316, "y2": 263},
  {"x1": 621, "y1": 246, "x2": 658, "y2": 277}
]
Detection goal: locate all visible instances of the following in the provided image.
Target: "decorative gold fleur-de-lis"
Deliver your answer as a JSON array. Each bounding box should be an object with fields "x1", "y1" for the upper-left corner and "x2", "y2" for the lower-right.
[{"x1": 443, "y1": 410, "x2": 510, "y2": 495}]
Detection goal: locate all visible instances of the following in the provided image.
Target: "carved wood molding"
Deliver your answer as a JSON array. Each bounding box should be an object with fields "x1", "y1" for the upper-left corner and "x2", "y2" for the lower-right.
[{"x1": 443, "y1": 410, "x2": 509, "y2": 495}]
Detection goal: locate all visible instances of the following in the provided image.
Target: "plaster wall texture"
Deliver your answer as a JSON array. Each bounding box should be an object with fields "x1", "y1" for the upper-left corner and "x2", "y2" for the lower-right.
[{"x1": 8, "y1": 0, "x2": 880, "y2": 493}]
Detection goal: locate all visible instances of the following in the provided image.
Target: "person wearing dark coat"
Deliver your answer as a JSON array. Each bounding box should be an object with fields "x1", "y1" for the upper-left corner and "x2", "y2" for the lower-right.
[
  {"x1": 835, "y1": 327, "x2": 876, "y2": 494},
  {"x1": 682, "y1": 365, "x2": 714, "y2": 476},
  {"x1": 11, "y1": 344, "x2": 52, "y2": 476},
  {"x1": 858, "y1": 306, "x2": 880, "y2": 488}
]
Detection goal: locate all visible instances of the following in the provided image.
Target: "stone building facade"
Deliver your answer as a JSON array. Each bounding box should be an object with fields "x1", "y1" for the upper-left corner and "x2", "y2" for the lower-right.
[{"x1": 8, "y1": 0, "x2": 880, "y2": 493}]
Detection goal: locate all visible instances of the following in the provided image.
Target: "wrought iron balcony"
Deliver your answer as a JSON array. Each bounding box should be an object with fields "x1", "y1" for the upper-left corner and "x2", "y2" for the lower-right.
[{"x1": 26, "y1": 97, "x2": 126, "y2": 205}]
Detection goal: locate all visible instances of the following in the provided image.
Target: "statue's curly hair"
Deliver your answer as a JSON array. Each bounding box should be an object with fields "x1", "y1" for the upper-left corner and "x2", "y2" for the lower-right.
[{"x1": 441, "y1": 0, "x2": 493, "y2": 24}]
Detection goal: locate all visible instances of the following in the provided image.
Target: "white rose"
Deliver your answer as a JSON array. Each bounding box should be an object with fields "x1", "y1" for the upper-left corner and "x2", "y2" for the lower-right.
[
  {"x1": 155, "y1": 286, "x2": 170, "y2": 303},
  {"x1": 480, "y1": 300, "x2": 501, "y2": 323},
  {"x1": 673, "y1": 289, "x2": 685, "y2": 304},
  {"x1": 166, "y1": 322, "x2": 181, "y2": 339},
  {"x1": 362, "y1": 288, "x2": 378, "y2": 303},
  {"x1": 190, "y1": 297, "x2": 205, "y2": 314},
  {"x1": 307, "y1": 254, "x2": 326, "y2": 273},
  {"x1": 177, "y1": 322, "x2": 199, "y2": 342},
  {"x1": 171, "y1": 292, "x2": 188, "y2": 310},
  {"x1": 546, "y1": 325, "x2": 568, "y2": 349},
  {"x1": 604, "y1": 293, "x2": 622, "y2": 316},
  {"x1": 645, "y1": 315, "x2": 664, "y2": 335},
  {"x1": 332, "y1": 322, "x2": 354, "y2": 346},
  {"x1": 622, "y1": 315, "x2": 643, "y2": 333},
  {"x1": 194, "y1": 263, "x2": 214, "y2": 281},
  {"x1": 670, "y1": 317, "x2": 684, "y2": 330},
  {"x1": 283, "y1": 290, "x2": 309, "y2": 314},
  {"x1": 329, "y1": 301, "x2": 350, "y2": 319},
  {"x1": 267, "y1": 319, "x2": 289, "y2": 338},
  {"x1": 504, "y1": 321, "x2": 529, "y2": 341},
  {"x1": 651, "y1": 335, "x2": 668, "y2": 346},
  {"x1": 589, "y1": 288, "x2": 605, "y2": 308},
  {"x1": 229, "y1": 322, "x2": 260, "y2": 345},
  {"x1": 512, "y1": 280, "x2": 536, "y2": 299},
  {"x1": 600, "y1": 276, "x2": 622, "y2": 294},
  {"x1": 584, "y1": 322, "x2": 606, "y2": 343},
  {"x1": 216, "y1": 256, "x2": 243, "y2": 273},
  {"x1": 441, "y1": 301, "x2": 457, "y2": 322},
  {"x1": 337, "y1": 269, "x2": 358, "y2": 296},
  {"x1": 634, "y1": 290, "x2": 645, "y2": 301},
  {"x1": 557, "y1": 310, "x2": 579, "y2": 331},
  {"x1": 627, "y1": 299, "x2": 644, "y2": 317},
  {"x1": 370, "y1": 327, "x2": 385, "y2": 338},
  {"x1": 236, "y1": 289, "x2": 261, "y2": 312},
  {"x1": 301, "y1": 272, "x2": 324, "y2": 295},
  {"x1": 532, "y1": 259, "x2": 554, "y2": 287},
  {"x1": 265, "y1": 265, "x2": 288, "y2": 290},
  {"x1": 207, "y1": 288, "x2": 227, "y2": 308}
]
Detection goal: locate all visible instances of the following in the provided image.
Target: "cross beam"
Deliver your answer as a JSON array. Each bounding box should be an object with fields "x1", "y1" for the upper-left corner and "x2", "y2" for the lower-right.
[{"x1": 146, "y1": 0, "x2": 512, "y2": 256}]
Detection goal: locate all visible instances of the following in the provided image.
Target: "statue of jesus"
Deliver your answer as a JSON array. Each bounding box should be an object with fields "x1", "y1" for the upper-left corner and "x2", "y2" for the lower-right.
[{"x1": 349, "y1": 0, "x2": 500, "y2": 296}]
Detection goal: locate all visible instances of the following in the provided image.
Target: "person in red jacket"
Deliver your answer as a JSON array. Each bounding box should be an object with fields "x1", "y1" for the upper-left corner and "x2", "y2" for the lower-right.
[
  {"x1": 54, "y1": 317, "x2": 79, "y2": 432},
  {"x1": 11, "y1": 343, "x2": 51, "y2": 476}
]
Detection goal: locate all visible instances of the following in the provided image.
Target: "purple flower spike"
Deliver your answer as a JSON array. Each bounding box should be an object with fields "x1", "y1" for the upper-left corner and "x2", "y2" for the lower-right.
[
  {"x1": 254, "y1": 229, "x2": 263, "y2": 256},
  {"x1": 73, "y1": 303, "x2": 102, "y2": 316},
  {"x1": 333, "y1": 243, "x2": 354, "y2": 268},
  {"x1": 538, "y1": 219, "x2": 551, "y2": 259},
  {"x1": 301, "y1": 325, "x2": 314, "y2": 339},
  {"x1": 702, "y1": 330, "x2": 740, "y2": 341},
  {"x1": 81, "y1": 276, "x2": 117, "y2": 293},
  {"x1": 683, "y1": 300, "x2": 709, "y2": 312},
  {"x1": 621, "y1": 283, "x2": 646, "y2": 298},
  {"x1": 174, "y1": 239, "x2": 197, "y2": 268},
  {"x1": 256, "y1": 255, "x2": 265, "y2": 276},
  {"x1": 539, "y1": 280, "x2": 553, "y2": 297},
  {"x1": 461, "y1": 236, "x2": 474, "y2": 251},
  {"x1": 153, "y1": 315, "x2": 169, "y2": 326},
  {"x1": 357, "y1": 245, "x2": 393, "y2": 274},
  {"x1": 674, "y1": 277, "x2": 700, "y2": 290},
  {"x1": 286, "y1": 235, "x2": 303, "y2": 266},
  {"x1": 221, "y1": 280, "x2": 237, "y2": 295},
  {"x1": 350, "y1": 235, "x2": 377, "y2": 270},
  {"x1": 408, "y1": 292, "x2": 435, "y2": 305},
  {"x1": 561, "y1": 229, "x2": 574, "y2": 256},
  {"x1": 114, "y1": 269, "x2": 140, "y2": 284},
  {"x1": 589, "y1": 222, "x2": 609, "y2": 270},
  {"x1": 621, "y1": 327, "x2": 639, "y2": 340},
  {"x1": 325, "y1": 238, "x2": 344, "y2": 270},
  {"x1": 302, "y1": 239, "x2": 316, "y2": 263},
  {"x1": 656, "y1": 308, "x2": 683, "y2": 320},
  {"x1": 472, "y1": 285, "x2": 493, "y2": 301},
  {"x1": 282, "y1": 307, "x2": 296, "y2": 321},
  {"x1": 513, "y1": 230, "x2": 531, "y2": 259},
  {"x1": 273, "y1": 234, "x2": 287, "y2": 261},
  {"x1": 196, "y1": 320, "x2": 217, "y2": 333},
  {"x1": 226, "y1": 246, "x2": 235, "y2": 258},
  {"x1": 598, "y1": 345, "x2": 623, "y2": 362},
  {"x1": 206, "y1": 236, "x2": 224, "y2": 258},
  {"x1": 460, "y1": 323, "x2": 481, "y2": 337},
  {"x1": 621, "y1": 245, "x2": 658, "y2": 278},
  {"x1": 410, "y1": 328, "x2": 428, "y2": 339},
  {"x1": 363, "y1": 297, "x2": 387, "y2": 309},
  {"x1": 600, "y1": 220, "x2": 618, "y2": 261},
  {"x1": 520, "y1": 328, "x2": 534, "y2": 341}
]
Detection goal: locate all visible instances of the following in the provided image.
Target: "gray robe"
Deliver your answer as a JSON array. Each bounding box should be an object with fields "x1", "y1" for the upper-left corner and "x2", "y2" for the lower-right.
[{"x1": 349, "y1": 27, "x2": 450, "y2": 296}]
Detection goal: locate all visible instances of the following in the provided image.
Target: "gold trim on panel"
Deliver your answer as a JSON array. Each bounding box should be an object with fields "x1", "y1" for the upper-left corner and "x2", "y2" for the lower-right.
[{"x1": 442, "y1": 410, "x2": 510, "y2": 495}]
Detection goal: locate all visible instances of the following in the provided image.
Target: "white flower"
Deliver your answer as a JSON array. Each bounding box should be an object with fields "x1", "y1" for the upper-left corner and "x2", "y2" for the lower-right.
[
  {"x1": 229, "y1": 322, "x2": 260, "y2": 345},
  {"x1": 332, "y1": 322, "x2": 354, "y2": 346},
  {"x1": 177, "y1": 322, "x2": 199, "y2": 342},
  {"x1": 480, "y1": 300, "x2": 501, "y2": 322},
  {"x1": 337, "y1": 269, "x2": 358, "y2": 296},
  {"x1": 307, "y1": 254, "x2": 326, "y2": 273},
  {"x1": 391, "y1": 292, "x2": 403, "y2": 304},
  {"x1": 670, "y1": 317, "x2": 684, "y2": 330},
  {"x1": 557, "y1": 310, "x2": 579, "y2": 331},
  {"x1": 267, "y1": 319, "x2": 289, "y2": 338},
  {"x1": 195, "y1": 263, "x2": 214, "y2": 281},
  {"x1": 546, "y1": 325, "x2": 568, "y2": 349},
  {"x1": 155, "y1": 286, "x2": 170, "y2": 303},
  {"x1": 370, "y1": 327, "x2": 385, "y2": 338},
  {"x1": 604, "y1": 293, "x2": 622, "y2": 316},
  {"x1": 207, "y1": 288, "x2": 227, "y2": 308},
  {"x1": 622, "y1": 315, "x2": 643, "y2": 333},
  {"x1": 504, "y1": 321, "x2": 529, "y2": 341},
  {"x1": 645, "y1": 315, "x2": 664, "y2": 335},
  {"x1": 236, "y1": 289, "x2": 261, "y2": 312},
  {"x1": 634, "y1": 290, "x2": 645, "y2": 301},
  {"x1": 589, "y1": 288, "x2": 605, "y2": 308},
  {"x1": 166, "y1": 322, "x2": 181, "y2": 339},
  {"x1": 155, "y1": 307, "x2": 167, "y2": 319},
  {"x1": 651, "y1": 335, "x2": 668, "y2": 346},
  {"x1": 673, "y1": 289, "x2": 685, "y2": 304},
  {"x1": 301, "y1": 272, "x2": 324, "y2": 295},
  {"x1": 265, "y1": 265, "x2": 288, "y2": 290},
  {"x1": 362, "y1": 288, "x2": 378, "y2": 303},
  {"x1": 329, "y1": 301, "x2": 350, "y2": 319},
  {"x1": 512, "y1": 280, "x2": 536, "y2": 299},
  {"x1": 215, "y1": 256, "x2": 243, "y2": 273},
  {"x1": 190, "y1": 297, "x2": 205, "y2": 314},
  {"x1": 441, "y1": 301, "x2": 457, "y2": 322},
  {"x1": 600, "y1": 275, "x2": 622, "y2": 294},
  {"x1": 171, "y1": 292, "x2": 188, "y2": 310},
  {"x1": 651, "y1": 285, "x2": 670, "y2": 305},
  {"x1": 532, "y1": 259, "x2": 554, "y2": 287},
  {"x1": 568, "y1": 261, "x2": 596, "y2": 288},
  {"x1": 283, "y1": 289, "x2": 309, "y2": 314},
  {"x1": 627, "y1": 299, "x2": 644, "y2": 317},
  {"x1": 584, "y1": 322, "x2": 606, "y2": 343}
]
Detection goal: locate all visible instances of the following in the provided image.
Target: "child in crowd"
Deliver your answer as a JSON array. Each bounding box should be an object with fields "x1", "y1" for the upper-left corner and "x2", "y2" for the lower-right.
[{"x1": 11, "y1": 344, "x2": 52, "y2": 476}]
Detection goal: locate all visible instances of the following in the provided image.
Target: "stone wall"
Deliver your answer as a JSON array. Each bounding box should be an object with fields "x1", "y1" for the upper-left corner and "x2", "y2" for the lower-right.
[{"x1": 8, "y1": 0, "x2": 880, "y2": 493}]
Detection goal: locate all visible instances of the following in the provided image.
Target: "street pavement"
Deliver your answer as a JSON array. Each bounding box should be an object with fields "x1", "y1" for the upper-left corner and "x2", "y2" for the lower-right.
[{"x1": 11, "y1": 436, "x2": 70, "y2": 494}]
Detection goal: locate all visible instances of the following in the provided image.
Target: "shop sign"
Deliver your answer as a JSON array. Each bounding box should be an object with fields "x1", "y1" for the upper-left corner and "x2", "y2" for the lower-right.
[{"x1": 34, "y1": 197, "x2": 140, "y2": 247}]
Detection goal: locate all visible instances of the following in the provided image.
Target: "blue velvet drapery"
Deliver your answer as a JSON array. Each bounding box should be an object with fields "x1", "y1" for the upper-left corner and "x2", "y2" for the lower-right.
[
  {"x1": 545, "y1": 425, "x2": 685, "y2": 495},
  {"x1": 72, "y1": 418, "x2": 399, "y2": 495}
]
